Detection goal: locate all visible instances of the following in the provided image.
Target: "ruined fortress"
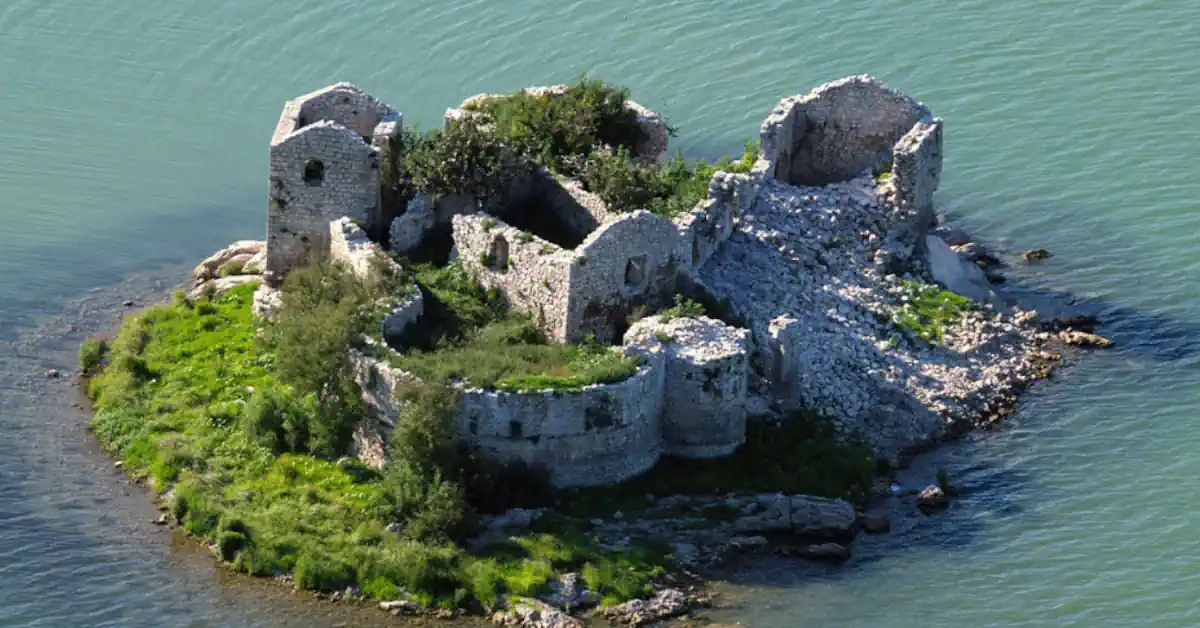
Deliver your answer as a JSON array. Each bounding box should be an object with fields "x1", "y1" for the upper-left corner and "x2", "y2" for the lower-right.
[{"x1": 244, "y1": 77, "x2": 943, "y2": 488}]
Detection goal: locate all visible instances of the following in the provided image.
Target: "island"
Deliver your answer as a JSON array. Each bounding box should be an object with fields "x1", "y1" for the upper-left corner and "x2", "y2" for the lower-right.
[{"x1": 78, "y1": 75, "x2": 1104, "y2": 626}]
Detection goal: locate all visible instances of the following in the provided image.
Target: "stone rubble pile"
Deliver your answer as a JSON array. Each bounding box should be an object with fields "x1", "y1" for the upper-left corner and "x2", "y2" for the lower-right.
[{"x1": 698, "y1": 174, "x2": 1060, "y2": 459}]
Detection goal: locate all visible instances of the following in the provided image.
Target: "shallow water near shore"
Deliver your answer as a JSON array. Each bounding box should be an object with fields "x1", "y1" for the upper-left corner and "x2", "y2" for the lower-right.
[{"x1": 3, "y1": 0, "x2": 1200, "y2": 626}]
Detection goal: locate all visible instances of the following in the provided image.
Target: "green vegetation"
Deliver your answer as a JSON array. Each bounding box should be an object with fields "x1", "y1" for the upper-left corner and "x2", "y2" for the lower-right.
[
  {"x1": 387, "y1": 262, "x2": 639, "y2": 392},
  {"x1": 465, "y1": 77, "x2": 647, "y2": 176},
  {"x1": 219, "y1": 260, "x2": 245, "y2": 277},
  {"x1": 581, "y1": 141, "x2": 758, "y2": 218},
  {"x1": 556, "y1": 413, "x2": 876, "y2": 519},
  {"x1": 84, "y1": 272, "x2": 657, "y2": 611},
  {"x1": 78, "y1": 335, "x2": 109, "y2": 374},
  {"x1": 656, "y1": 294, "x2": 707, "y2": 322},
  {"x1": 892, "y1": 280, "x2": 975, "y2": 344},
  {"x1": 383, "y1": 76, "x2": 760, "y2": 222}
]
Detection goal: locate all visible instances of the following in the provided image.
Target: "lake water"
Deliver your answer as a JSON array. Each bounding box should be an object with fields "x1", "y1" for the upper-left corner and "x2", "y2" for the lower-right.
[{"x1": 3, "y1": 0, "x2": 1199, "y2": 626}]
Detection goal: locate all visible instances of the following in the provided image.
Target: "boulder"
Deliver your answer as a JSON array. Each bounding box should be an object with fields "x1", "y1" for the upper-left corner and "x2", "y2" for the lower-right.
[
  {"x1": 789, "y1": 495, "x2": 856, "y2": 537},
  {"x1": 734, "y1": 494, "x2": 791, "y2": 532},
  {"x1": 599, "y1": 589, "x2": 690, "y2": 626},
  {"x1": 540, "y1": 573, "x2": 599, "y2": 610},
  {"x1": 217, "y1": 252, "x2": 255, "y2": 277},
  {"x1": 192, "y1": 240, "x2": 264, "y2": 285},
  {"x1": 243, "y1": 249, "x2": 267, "y2": 274},
  {"x1": 189, "y1": 275, "x2": 260, "y2": 299},
  {"x1": 916, "y1": 485, "x2": 948, "y2": 513},
  {"x1": 800, "y1": 542, "x2": 851, "y2": 562},
  {"x1": 1059, "y1": 330, "x2": 1112, "y2": 348},
  {"x1": 492, "y1": 599, "x2": 582, "y2": 628},
  {"x1": 925, "y1": 235, "x2": 1003, "y2": 308}
]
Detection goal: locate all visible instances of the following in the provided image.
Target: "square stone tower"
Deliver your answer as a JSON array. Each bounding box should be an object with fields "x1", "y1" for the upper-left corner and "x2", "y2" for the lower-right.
[{"x1": 265, "y1": 83, "x2": 402, "y2": 284}]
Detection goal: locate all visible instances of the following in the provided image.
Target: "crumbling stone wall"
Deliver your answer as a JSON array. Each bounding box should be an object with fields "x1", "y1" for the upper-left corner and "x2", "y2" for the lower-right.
[
  {"x1": 266, "y1": 84, "x2": 402, "y2": 282},
  {"x1": 566, "y1": 211, "x2": 682, "y2": 344},
  {"x1": 456, "y1": 346, "x2": 665, "y2": 488},
  {"x1": 452, "y1": 213, "x2": 575, "y2": 340},
  {"x1": 329, "y1": 217, "x2": 424, "y2": 343},
  {"x1": 889, "y1": 117, "x2": 943, "y2": 228},
  {"x1": 674, "y1": 171, "x2": 758, "y2": 272},
  {"x1": 625, "y1": 315, "x2": 750, "y2": 458},
  {"x1": 349, "y1": 344, "x2": 666, "y2": 487},
  {"x1": 758, "y1": 75, "x2": 933, "y2": 187}
]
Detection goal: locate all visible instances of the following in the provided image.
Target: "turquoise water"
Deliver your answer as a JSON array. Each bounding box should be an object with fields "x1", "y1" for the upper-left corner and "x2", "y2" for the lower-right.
[{"x1": 3, "y1": 0, "x2": 1199, "y2": 626}]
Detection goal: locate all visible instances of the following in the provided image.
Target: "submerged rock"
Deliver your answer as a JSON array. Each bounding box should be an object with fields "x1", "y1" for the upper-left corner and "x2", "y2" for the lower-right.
[
  {"x1": 1021, "y1": 248, "x2": 1052, "y2": 262},
  {"x1": 916, "y1": 485, "x2": 949, "y2": 513},
  {"x1": 1059, "y1": 330, "x2": 1112, "y2": 348}
]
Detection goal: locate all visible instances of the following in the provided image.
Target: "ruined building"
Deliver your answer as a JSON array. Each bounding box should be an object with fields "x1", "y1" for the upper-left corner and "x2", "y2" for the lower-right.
[{"x1": 254, "y1": 75, "x2": 942, "y2": 487}]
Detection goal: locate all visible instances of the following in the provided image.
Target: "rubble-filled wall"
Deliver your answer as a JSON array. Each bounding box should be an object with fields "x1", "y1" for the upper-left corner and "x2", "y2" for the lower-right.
[
  {"x1": 758, "y1": 75, "x2": 931, "y2": 187},
  {"x1": 566, "y1": 211, "x2": 682, "y2": 344},
  {"x1": 266, "y1": 84, "x2": 402, "y2": 282},
  {"x1": 497, "y1": 170, "x2": 620, "y2": 247},
  {"x1": 452, "y1": 213, "x2": 576, "y2": 340},
  {"x1": 455, "y1": 345, "x2": 666, "y2": 488},
  {"x1": 624, "y1": 315, "x2": 750, "y2": 458}
]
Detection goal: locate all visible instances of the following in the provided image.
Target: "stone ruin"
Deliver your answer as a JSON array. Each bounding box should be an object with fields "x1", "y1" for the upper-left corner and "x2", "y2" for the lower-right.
[{"x1": 246, "y1": 75, "x2": 945, "y2": 487}]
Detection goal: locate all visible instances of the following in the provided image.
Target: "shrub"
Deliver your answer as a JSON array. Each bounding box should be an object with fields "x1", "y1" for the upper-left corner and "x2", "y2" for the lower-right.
[
  {"x1": 657, "y1": 294, "x2": 706, "y2": 321},
  {"x1": 260, "y1": 262, "x2": 371, "y2": 458},
  {"x1": 294, "y1": 549, "x2": 356, "y2": 591},
  {"x1": 78, "y1": 336, "x2": 109, "y2": 374},
  {"x1": 470, "y1": 77, "x2": 647, "y2": 174},
  {"x1": 244, "y1": 386, "x2": 315, "y2": 454},
  {"x1": 218, "y1": 531, "x2": 247, "y2": 562},
  {"x1": 400, "y1": 120, "x2": 535, "y2": 206}
]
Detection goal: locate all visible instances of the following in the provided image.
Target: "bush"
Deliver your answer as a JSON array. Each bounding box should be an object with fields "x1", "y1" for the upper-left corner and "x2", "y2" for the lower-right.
[
  {"x1": 657, "y1": 294, "x2": 707, "y2": 321},
  {"x1": 244, "y1": 386, "x2": 315, "y2": 454},
  {"x1": 78, "y1": 336, "x2": 109, "y2": 374},
  {"x1": 294, "y1": 549, "x2": 356, "y2": 591},
  {"x1": 400, "y1": 120, "x2": 535, "y2": 206},
  {"x1": 260, "y1": 262, "x2": 372, "y2": 458},
  {"x1": 218, "y1": 531, "x2": 247, "y2": 562},
  {"x1": 469, "y1": 77, "x2": 647, "y2": 174}
]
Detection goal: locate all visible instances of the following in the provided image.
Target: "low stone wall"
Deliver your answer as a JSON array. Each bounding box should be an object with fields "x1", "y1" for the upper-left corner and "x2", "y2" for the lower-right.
[
  {"x1": 455, "y1": 345, "x2": 666, "y2": 488},
  {"x1": 625, "y1": 315, "x2": 750, "y2": 459}
]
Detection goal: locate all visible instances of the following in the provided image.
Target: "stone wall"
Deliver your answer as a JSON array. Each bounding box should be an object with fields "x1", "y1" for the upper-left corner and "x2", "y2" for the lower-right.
[
  {"x1": 452, "y1": 213, "x2": 575, "y2": 340},
  {"x1": 624, "y1": 315, "x2": 750, "y2": 458},
  {"x1": 329, "y1": 217, "x2": 424, "y2": 343},
  {"x1": 454, "y1": 345, "x2": 666, "y2": 487},
  {"x1": 296, "y1": 83, "x2": 400, "y2": 140},
  {"x1": 349, "y1": 343, "x2": 666, "y2": 487},
  {"x1": 890, "y1": 117, "x2": 944, "y2": 226},
  {"x1": 566, "y1": 211, "x2": 682, "y2": 344},
  {"x1": 758, "y1": 75, "x2": 932, "y2": 187},
  {"x1": 674, "y1": 171, "x2": 758, "y2": 272}
]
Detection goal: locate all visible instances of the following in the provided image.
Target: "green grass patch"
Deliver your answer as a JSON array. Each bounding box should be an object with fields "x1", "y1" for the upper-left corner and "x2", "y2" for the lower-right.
[
  {"x1": 892, "y1": 280, "x2": 975, "y2": 344},
  {"x1": 556, "y1": 412, "x2": 876, "y2": 519},
  {"x1": 84, "y1": 265, "x2": 658, "y2": 611},
  {"x1": 388, "y1": 262, "x2": 639, "y2": 393}
]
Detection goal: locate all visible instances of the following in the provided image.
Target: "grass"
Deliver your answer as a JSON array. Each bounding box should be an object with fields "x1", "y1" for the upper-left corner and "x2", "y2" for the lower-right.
[
  {"x1": 556, "y1": 412, "x2": 877, "y2": 519},
  {"x1": 892, "y1": 280, "x2": 975, "y2": 344},
  {"x1": 84, "y1": 278, "x2": 661, "y2": 611},
  {"x1": 387, "y1": 262, "x2": 640, "y2": 393},
  {"x1": 78, "y1": 335, "x2": 109, "y2": 374}
]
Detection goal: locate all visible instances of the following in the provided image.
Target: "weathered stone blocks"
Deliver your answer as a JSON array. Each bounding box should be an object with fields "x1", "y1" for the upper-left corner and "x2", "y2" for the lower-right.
[
  {"x1": 329, "y1": 217, "x2": 423, "y2": 342},
  {"x1": 624, "y1": 314, "x2": 750, "y2": 458}
]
